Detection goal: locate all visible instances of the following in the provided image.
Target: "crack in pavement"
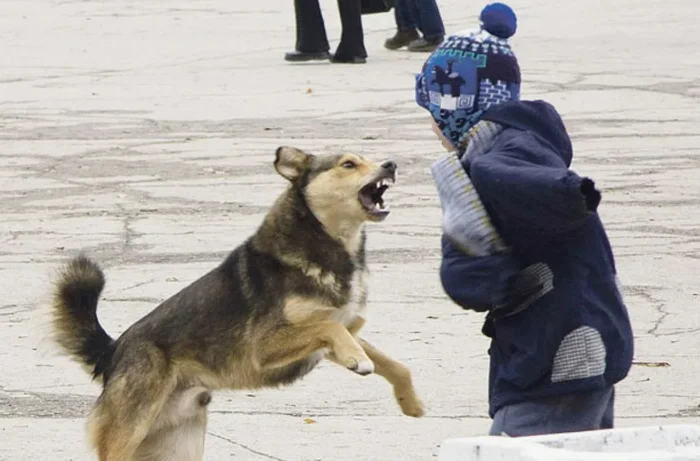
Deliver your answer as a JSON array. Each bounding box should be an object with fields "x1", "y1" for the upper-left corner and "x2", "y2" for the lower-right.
[
  {"x1": 0, "y1": 388, "x2": 93, "y2": 419},
  {"x1": 622, "y1": 285, "x2": 670, "y2": 336},
  {"x1": 102, "y1": 296, "x2": 164, "y2": 304},
  {"x1": 208, "y1": 432, "x2": 289, "y2": 461}
]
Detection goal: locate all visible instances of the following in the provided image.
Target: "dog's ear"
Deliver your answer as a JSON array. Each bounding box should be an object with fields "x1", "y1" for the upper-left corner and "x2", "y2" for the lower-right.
[{"x1": 274, "y1": 146, "x2": 313, "y2": 182}]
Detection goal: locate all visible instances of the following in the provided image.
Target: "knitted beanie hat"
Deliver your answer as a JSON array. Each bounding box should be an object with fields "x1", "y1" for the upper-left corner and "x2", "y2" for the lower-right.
[{"x1": 415, "y1": 3, "x2": 521, "y2": 150}]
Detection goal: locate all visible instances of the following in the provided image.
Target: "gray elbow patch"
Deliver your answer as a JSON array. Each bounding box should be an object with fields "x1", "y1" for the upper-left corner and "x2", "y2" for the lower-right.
[
  {"x1": 551, "y1": 326, "x2": 606, "y2": 383},
  {"x1": 496, "y1": 262, "x2": 554, "y2": 318}
]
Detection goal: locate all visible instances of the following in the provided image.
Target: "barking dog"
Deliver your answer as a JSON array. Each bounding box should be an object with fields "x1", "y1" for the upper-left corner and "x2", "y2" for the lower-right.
[{"x1": 51, "y1": 147, "x2": 425, "y2": 461}]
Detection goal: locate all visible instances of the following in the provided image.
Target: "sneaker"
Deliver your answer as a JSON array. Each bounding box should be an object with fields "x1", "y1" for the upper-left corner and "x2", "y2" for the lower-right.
[
  {"x1": 407, "y1": 37, "x2": 443, "y2": 52},
  {"x1": 384, "y1": 29, "x2": 420, "y2": 50}
]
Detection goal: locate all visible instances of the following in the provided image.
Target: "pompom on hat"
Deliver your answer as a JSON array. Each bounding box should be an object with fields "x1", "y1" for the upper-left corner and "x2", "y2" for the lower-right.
[
  {"x1": 415, "y1": 2, "x2": 521, "y2": 150},
  {"x1": 480, "y1": 2, "x2": 517, "y2": 39}
]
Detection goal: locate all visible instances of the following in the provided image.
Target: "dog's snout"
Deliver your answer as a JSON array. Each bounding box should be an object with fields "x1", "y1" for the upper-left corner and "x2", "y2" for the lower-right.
[{"x1": 382, "y1": 160, "x2": 397, "y2": 173}]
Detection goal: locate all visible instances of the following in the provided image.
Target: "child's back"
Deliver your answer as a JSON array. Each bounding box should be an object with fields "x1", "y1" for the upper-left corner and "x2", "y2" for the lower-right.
[
  {"x1": 440, "y1": 100, "x2": 634, "y2": 432},
  {"x1": 415, "y1": 3, "x2": 634, "y2": 436}
]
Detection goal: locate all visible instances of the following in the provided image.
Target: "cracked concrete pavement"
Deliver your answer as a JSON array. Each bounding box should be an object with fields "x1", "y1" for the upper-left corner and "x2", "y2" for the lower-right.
[{"x1": 1, "y1": 0, "x2": 700, "y2": 460}]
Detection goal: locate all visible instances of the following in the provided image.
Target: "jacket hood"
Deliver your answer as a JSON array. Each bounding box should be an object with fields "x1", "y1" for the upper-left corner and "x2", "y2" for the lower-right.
[{"x1": 482, "y1": 100, "x2": 573, "y2": 166}]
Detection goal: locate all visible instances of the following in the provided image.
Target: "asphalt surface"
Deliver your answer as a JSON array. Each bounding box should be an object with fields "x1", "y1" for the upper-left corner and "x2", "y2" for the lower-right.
[{"x1": 1, "y1": 0, "x2": 699, "y2": 460}]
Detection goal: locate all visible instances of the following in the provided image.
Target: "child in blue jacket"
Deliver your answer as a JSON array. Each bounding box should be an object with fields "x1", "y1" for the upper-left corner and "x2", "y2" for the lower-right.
[{"x1": 415, "y1": 3, "x2": 635, "y2": 436}]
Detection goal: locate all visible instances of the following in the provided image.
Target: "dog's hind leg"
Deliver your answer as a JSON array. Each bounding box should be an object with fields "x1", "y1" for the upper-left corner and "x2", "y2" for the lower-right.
[
  {"x1": 160, "y1": 416, "x2": 208, "y2": 461},
  {"x1": 87, "y1": 347, "x2": 177, "y2": 461},
  {"x1": 356, "y1": 339, "x2": 425, "y2": 418},
  {"x1": 134, "y1": 387, "x2": 212, "y2": 461}
]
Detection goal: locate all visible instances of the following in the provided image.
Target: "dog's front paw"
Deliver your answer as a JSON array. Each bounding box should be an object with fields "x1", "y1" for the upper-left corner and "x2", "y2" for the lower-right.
[{"x1": 350, "y1": 357, "x2": 375, "y2": 376}]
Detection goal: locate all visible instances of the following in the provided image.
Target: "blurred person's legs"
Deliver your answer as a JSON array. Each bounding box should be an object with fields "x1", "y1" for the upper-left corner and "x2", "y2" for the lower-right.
[
  {"x1": 407, "y1": 0, "x2": 445, "y2": 51},
  {"x1": 285, "y1": 0, "x2": 331, "y2": 62},
  {"x1": 385, "y1": 0, "x2": 420, "y2": 50},
  {"x1": 386, "y1": 0, "x2": 445, "y2": 51},
  {"x1": 332, "y1": 0, "x2": 367, "y2": 63},
  {"x1": 285, "y1": 0, "x2": 366, "y2": 63}
]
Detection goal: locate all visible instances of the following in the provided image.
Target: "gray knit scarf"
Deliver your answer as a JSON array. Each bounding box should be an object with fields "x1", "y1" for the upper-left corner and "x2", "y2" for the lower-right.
[{"x1": 431, "y1": 120, "x2": 507, "y2": 256}]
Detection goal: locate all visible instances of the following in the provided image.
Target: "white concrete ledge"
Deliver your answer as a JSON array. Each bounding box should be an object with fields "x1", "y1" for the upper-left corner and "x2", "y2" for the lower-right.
[{"x1": 439, "y1": 425, "x2": 700, "y2": 461}]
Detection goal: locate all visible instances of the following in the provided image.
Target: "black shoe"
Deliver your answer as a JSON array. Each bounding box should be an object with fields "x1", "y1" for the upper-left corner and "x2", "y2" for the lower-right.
[
  {"x1": 407, "y1": 37, "x2": 444, "y2": 52},
  {"x1": 329, "y1": 54, "x2": 367, "y2": 64},
  {"x1": 384, "y1": 29, "x2": 420, "y2": 50},
  {"x1": 284, "y1": 51, "x2": 331, "y2": 62}
]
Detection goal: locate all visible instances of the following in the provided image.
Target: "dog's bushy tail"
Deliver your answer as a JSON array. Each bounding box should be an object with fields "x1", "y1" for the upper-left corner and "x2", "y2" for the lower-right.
[{"x1": 51, "y1": 255, "x2": 115, "y2": 382}]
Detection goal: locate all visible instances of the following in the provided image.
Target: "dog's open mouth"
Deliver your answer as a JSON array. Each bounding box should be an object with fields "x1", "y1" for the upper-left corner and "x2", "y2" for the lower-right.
[{"x1": 359, "y1": 177, "x2": 394, "y2": 217}]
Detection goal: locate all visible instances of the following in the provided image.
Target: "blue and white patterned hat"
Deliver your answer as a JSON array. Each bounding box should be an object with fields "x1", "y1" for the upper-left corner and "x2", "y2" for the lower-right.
[{"x1": 415, "y1": 3, "x2": 521, "y2": 150}]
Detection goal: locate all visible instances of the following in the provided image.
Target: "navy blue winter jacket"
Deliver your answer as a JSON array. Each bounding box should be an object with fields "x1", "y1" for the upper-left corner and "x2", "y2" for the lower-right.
[{"x1": 439, "y1": 100, "x2": 634, "y2": 417}]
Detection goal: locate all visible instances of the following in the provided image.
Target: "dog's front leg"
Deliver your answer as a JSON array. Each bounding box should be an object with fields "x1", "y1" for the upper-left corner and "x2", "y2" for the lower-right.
[
  {"x1": 357, "y1": 339, "x2": 425, "y2": 418},
  {"x1": 257, "y1": 320, "x2": 374, "y2": 376},
  {"x1": 345, "y1": 316, "x2": 366, "y2": 336}
]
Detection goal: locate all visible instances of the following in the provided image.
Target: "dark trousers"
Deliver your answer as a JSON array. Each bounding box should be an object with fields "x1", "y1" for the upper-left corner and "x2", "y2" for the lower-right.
[
  {"x1": 294, "y1": 0, "x2": 367, "y2": 58},
  {"x1": 394, "y1": 0, "x2": 445, "y2": 41},
  {"x1": 489, "y1": 386, "x2": 615, "y2": 437}
]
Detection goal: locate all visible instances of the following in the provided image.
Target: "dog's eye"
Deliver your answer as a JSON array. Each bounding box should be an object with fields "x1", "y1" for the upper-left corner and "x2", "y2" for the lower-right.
[{"x1": 341, "y1": 161, "x2": 356, "y2": 169}]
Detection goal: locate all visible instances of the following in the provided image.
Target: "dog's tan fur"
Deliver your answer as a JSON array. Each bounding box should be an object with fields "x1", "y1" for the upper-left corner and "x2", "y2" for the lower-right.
[{"x1": 50, "y1": 147, "x2": 424, "y2": 461}]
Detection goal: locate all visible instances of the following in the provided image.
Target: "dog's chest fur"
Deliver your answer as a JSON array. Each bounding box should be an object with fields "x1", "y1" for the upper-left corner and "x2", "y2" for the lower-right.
[
  {"x1": 331, "y1": 267, "x2": 369, "y2": 326},
  {"x1": 302, "y1": 230, "x2": 369, "y2": 327},
  {"x1": 304, "y1": 260, "x2": 368, "y2": 326}
]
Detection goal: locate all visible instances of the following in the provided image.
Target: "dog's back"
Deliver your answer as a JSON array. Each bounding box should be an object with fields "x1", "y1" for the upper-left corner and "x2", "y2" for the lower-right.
[{"x1": 107, "y1": 230, "x2": 349, "y2": 390}]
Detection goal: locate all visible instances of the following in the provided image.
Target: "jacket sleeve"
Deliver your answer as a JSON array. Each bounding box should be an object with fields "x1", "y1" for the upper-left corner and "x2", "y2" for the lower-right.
[
  {"x1": 469, "y1": 144, "x2": 601, "y2": 236},
  {"x1": 439, "y1": 235, "x2": 520, "y2": 312}
]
